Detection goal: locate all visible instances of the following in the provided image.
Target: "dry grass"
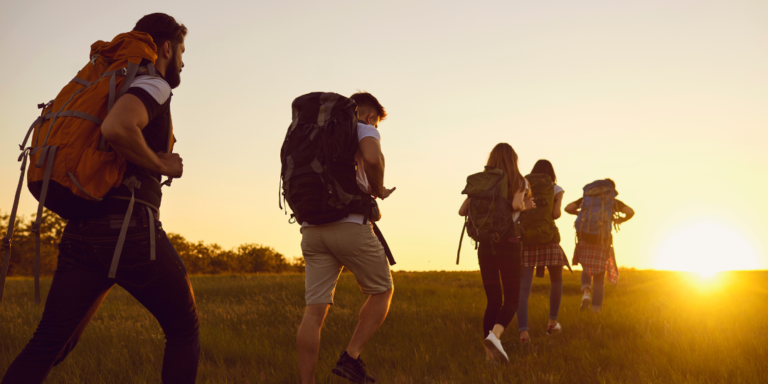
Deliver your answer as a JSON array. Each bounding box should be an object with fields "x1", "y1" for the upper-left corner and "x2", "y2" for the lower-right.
[{"x1": 1, "y1": 270, "x2": 767, "y2": 383}]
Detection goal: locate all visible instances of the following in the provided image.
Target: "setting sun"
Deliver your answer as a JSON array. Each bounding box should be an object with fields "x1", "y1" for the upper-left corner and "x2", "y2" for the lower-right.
[{"x1": 654, "y1": 220, "x2": 760, "y2": 277}]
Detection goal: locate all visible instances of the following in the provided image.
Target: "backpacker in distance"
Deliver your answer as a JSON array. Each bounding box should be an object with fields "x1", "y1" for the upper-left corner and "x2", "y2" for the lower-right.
[
  {"x1": 520, "y1": 173, "x2": 557, "y2": 245},
  {"x1": 574, "y1": 179, "x2": 618, "y2": 244},
  {"x1": 462, "y1": 167, "x2": 516, "y2": 244}
]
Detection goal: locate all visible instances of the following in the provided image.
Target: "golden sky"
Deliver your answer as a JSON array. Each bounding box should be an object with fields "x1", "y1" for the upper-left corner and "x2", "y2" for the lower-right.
[{"x1": 1, "y1": 0, "x2": 766, "y2": 272}]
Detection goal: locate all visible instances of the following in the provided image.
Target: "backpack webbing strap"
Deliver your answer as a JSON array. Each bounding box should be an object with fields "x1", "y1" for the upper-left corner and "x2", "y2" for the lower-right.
[
  {"x1": 31, "y1": 146, "x2": 58, "y2": 304},
  {"x1": 44, "y1": 111, "x2": 104, "y2": 126},
  {"x1": 456, "y1": 216, "x2": 467, "y2": 265},
  {"x1": 0, "y1": 150, "x2": 31, "y2": 302},
  {"x1": 116, "y1": 62, "x2": 139, "y2": 99},
  {"x1": 71, "y1": 77, "x2": 92, "y2": 87},
  {"x1": 66, "y1": 172, "x2": 104, "y2": 201},
  {"x1": 107, "y1": 72, "x2": 117, "y2": 111},
  {"x1": 108, "y1": 176, "x2": 140, "y2": 279},
  {"x1": 146, "y1": 206, "x2": 156, "y2": 261},
  {"x1": 21, "y1": 115, "x2": 44, "y2": 151},
  {"x1": 147, "y1": 63, "x2": 157, "y2": 77}
]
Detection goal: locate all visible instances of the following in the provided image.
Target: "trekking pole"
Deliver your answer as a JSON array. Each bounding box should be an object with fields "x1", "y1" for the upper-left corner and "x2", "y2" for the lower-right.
[{"x1": 456, "y1": 216, "x2": 467, "y2": 265}]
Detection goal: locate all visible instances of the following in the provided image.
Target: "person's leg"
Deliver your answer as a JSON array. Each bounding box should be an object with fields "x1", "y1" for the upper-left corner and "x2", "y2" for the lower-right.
[
  {"x1": 116, "y1": 228, "x2": 200, "y2": 384},
  {"x1": 346, "y1": 286, "x2": 394, "y2": 359},
  {"x1": 298, "y1": 225, "x2": 343, "y2": 383},
  {"x1": 477, "y1": 244, "x2": 502, "y2": 360},
  {"x1": 2, "y1": 229, "x2": 113, "y2": 384},
  {"x1": 580, "y1": 269, "x2": 592, "y2": 293},
  {"x1": 580, "y1": 269, "x2": 592, "y2": 310},
  {"x1": 516, "y1": 265, "x2": 535, "y2": 339},
  {"x1": 325, "y1": 223, "x2": 395, "y2": 360},
  {"x1": 592, "y1": 271, "x2": 606, "y2": 310},
  {"x1": 493, "y1": 243, "x2": 522, "y2": 338},
  {"x1": 548, "y1": 265, "x2": 563, "y2": 326},
  {"x1": 478, "y1": 244, "x2": 502, "y2": 340},
  {"x1": 297, "y1": 304, "x2": 331, "y2": 384}
]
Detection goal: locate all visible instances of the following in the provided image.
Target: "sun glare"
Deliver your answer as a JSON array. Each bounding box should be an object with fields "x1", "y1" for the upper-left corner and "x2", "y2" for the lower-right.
[{"x1": 655, "y1": 220, "x2": 760, "y2": 277}]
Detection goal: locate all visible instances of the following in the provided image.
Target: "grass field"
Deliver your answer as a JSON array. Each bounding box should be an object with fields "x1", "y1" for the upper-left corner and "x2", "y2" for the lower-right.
[{"x1": 1, "y1": 270, "x2": 767, "y2": 383}]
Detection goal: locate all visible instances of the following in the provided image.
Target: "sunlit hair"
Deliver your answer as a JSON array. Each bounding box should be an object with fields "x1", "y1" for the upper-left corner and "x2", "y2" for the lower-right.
[
  {"x1": 486, "y1": 143, "x2": 528, "y2": 200},
  {"x1": 133, "y1": 13, "x2": 187, "y2": 51},
  {"x1": 351, "y1": 92, "x2": 387, "y2": 121},
  {"x1": 531, "y1": 159, "x2": 557, "y2": 184}
]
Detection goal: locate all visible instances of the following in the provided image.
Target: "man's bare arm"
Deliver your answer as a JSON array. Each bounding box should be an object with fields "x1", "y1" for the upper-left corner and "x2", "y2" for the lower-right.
[
  {"x1": 101, "y1": 94, "x2": 183, "y2": 177},
  {"x1": 360, "y1": 137, "x2": 394, "y2": 199}
]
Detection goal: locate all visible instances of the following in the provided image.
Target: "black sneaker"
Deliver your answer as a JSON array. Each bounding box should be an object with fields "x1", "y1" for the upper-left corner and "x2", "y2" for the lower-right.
[{"x1": 331, "y1": 351, "x2": 376, "y2": 384}]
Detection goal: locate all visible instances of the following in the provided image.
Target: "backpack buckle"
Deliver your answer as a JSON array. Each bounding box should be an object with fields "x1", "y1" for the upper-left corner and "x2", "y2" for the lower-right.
[{"x1": 91, "y1": 55, "x2": 98, "y2": 65}]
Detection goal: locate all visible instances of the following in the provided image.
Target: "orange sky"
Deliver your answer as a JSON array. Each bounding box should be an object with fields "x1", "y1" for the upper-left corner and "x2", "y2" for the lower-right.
[{"x1": 1, "y1": 0, "x2": 766, "y2": 272}]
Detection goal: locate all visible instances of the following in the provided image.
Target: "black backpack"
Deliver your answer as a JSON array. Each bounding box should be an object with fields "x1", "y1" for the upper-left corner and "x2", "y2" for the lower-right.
[
  {"x1": 520, "y1": 173, "x2": 557, "y2": 245},
  {"x1": 279, "y1": 92, "x2": 372, "y2": 225}
]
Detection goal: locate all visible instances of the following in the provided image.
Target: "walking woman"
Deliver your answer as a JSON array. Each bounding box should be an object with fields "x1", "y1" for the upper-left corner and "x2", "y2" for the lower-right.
[
  {"x1": 459, "y1": 143, "x2": 533, "y2": 364},
  {"x1": 565, "y1": 178, "x2": 635, "y2": 312},
  {"x1": 517, "y1": 160, "x2": 570, "y2": 344}
]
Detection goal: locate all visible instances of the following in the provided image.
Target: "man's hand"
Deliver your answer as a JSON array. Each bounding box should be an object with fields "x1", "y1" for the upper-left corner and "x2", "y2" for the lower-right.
[
  {"x1": 157, "y1": 152, "x2": 183, "y2": 178},
  {"x1": 376, "y1": 186, "x2": 396, "y2": 200}
]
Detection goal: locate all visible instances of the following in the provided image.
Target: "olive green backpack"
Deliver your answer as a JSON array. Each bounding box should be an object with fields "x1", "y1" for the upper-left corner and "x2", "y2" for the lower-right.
[{"x1": 520, "y1": 173, "x2": 559, "y2": 244}]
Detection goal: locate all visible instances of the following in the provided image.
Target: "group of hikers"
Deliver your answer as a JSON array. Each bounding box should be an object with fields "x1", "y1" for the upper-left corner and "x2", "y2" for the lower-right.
[
  {"x1": 457, "y1": 146, "x2": 635, "y2": 366},
  {"x1": 0, "y1": 13, "x2": 634, "y2": 384}
]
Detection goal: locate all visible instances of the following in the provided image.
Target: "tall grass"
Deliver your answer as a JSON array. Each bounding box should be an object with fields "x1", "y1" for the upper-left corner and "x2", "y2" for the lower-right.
[{"x1": 1, "y1": 271, "x2": 767, "y2": 383}]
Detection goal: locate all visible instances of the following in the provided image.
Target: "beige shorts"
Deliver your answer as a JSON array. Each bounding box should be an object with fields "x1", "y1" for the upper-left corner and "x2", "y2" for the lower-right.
[{"x1": 301, "y1": 222, "x2": 393, "y2": 305}]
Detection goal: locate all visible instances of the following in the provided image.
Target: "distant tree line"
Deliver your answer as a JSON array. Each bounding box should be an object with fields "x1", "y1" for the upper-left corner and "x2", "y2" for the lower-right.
[{"x1": 0, "y1": 210, "x2": 303, "y2": 277}]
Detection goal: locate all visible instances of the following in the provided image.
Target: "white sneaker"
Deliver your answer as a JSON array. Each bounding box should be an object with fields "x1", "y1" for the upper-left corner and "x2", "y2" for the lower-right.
[
  {"x1": 483, "y1": 332, "x2": 509, "y2": 364},
  {"x1": 581, "y1": 290, "x2": 592, "y2": 310},
  {"x1": 547, "y1": 322, "x2": 562, "y2": 335}
]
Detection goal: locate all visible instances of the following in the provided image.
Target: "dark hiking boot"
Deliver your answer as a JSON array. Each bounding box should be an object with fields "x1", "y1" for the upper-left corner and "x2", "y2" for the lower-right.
[{"x1": 331, "y1": 351, "x2": 376, "y2": 384}]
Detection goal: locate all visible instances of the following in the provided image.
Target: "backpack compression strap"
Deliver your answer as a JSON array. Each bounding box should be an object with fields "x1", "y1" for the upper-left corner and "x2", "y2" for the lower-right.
[
  {"x1": 108, "y1": 177, "x2": 158, "y2": 279},
  {"x1": 29, "y1": 145, "x2": 58, "y2": 304},
  {"x1": 0, "y1": 149, "x2": 32, "y2": 303}
]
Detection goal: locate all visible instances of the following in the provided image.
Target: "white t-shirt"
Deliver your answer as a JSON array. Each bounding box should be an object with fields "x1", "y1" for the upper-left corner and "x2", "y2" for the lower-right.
[
  {"x1": 302, "y1": 123, "x2": 380, "y2": 227},
  {"x1": 554, "y1": 184, "x2": 564, "y2": 196}
]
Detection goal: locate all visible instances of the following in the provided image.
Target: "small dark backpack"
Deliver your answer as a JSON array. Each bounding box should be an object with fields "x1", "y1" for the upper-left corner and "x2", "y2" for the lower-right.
[
  {"x1": 279, "y1": 92, "x2": 371, "y2": 225},
  {"x1": 574, "y1": 179, "x2": 618, "y2": 243},
  {"x1": 520, "y1": 173, "x2": 557, "y2": 245}
]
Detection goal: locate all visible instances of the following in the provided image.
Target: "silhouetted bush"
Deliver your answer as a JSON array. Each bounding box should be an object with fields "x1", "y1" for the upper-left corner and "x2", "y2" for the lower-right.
[{"x1": 1, "y1": 210, "x2": 303, "y2": 276}]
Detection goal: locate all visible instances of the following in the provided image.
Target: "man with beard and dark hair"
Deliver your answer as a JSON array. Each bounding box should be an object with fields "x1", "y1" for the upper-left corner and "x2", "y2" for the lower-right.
[{"x1": 1, "y1": 13, "x2": 199, "y2": 384}]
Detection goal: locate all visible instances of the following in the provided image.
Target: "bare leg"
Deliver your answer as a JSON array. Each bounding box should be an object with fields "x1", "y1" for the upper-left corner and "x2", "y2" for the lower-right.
[
  {"x1": 492, "y1": 324, "x2": 505, "y2": 339},
  {"x1": 297, "y1": 304, "x2": 330, "y2": 384},
  {"x1": 345, "y1": 287, "x2": 394, "y2": 359}
]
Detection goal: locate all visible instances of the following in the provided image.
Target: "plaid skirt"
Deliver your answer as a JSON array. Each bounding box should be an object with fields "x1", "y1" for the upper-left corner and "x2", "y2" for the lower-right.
[
  {"x1": 521, "y1": 243, "x2": 568, "y2": 268},
  {"x1": 572, "y1": 242, "x2": 619, "y2": 285}
]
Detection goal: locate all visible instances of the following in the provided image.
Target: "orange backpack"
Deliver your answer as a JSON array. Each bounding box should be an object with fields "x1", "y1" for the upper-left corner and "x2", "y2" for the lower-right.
[{"x1": 1, "y1": 32, "x2": 160, "y2": 303}]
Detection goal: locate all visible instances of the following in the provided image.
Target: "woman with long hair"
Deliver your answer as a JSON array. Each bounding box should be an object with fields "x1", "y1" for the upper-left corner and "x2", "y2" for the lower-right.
[
  {"x1": 516, "y1": 160, "x2": 569, "y2": 344},
  {"x1": 459, "y1": 143, "x2": 533, "y2": 364}
]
